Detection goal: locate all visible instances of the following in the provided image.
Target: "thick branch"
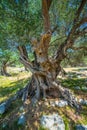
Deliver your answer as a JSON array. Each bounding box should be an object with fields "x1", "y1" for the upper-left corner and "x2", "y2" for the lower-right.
[
  {"x1": 54, "y1": 0, "x2": 87, "y2": 63},
  {"x1": 74, "y1": 0, "x2": 87, "y2": 21},
  {"x1": 20, "y1": 56, "x2": 47, "y2": 77},
  {"x1": 32, "y1": 33, "x2": 51, "y2": 63},
  {"x1": 20, "y1": 56, "x2": 33, "y2": 71},
  {"x1": 17, "y1": 45, "x2": 30, "y2": 70},
  {"x1": 17, "y1": 45, "x2": 28, "y2": 60},
  {"x1": 66, "y1": 0, "x2": 87, "y2": 45},
  {"x1": 42, "y1": 0, "x2": 52, "y2": 32}
]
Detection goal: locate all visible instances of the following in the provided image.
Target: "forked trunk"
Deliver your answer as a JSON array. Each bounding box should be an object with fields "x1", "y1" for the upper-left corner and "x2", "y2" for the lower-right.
[
  {"x1": 20, "y1": 33, "x2": 80, "y2": 110},
  {"x1": 0, "y1": 34, "x2": 81, "y2": 116}
]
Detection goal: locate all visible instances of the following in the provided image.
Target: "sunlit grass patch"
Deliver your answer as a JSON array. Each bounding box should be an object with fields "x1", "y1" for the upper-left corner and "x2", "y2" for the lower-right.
[
  {"x1": 0, "y1": 71, "x2": 31, "y2": 102},
  {"x1": 60, "y1": 78, "x2": 87, "y2": 90}
]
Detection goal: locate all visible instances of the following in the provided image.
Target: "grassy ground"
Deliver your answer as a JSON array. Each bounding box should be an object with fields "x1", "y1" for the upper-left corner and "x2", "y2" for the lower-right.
[
  {"x1": 0, "y1": 68, "x2": 31, "y2": 102},
  {"x1": 0, "y1": 67, "x2": 87, "y2": 130}
]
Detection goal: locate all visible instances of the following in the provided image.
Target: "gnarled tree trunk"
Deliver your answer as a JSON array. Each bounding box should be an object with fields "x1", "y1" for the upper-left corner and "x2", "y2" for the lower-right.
[
  {"x1": 20, "y1": 33, "x2": 80, "y2": 110},
  {"x1": 0, "y1": 0, "x2": 86, "y2": 114},
  {"x1": 17, "y1": 0, "x2": 87, "y2": 109}
]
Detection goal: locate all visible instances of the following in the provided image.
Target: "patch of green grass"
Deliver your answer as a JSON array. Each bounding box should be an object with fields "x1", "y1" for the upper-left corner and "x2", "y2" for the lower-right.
[
  {"x1": 60, "y1": 78, "x2": 87, "y2": 91},
  {"x1": 0, "y1": 74, "x2": 29, "y2": 102},
  {"x1": 0, "y1": 70, "x2": 31, "y2": 129},
  {"x1": 59, "y1": 76, "x2": 87, "y2": 126},
  {"x1": 39, "y1": 126, "x2": 48, "y2": 130},
  {"x1": 80, "y1": 106, "x2": 87, "y2": 125},
  {"x1": 62, "y1": 115, "x2": 75, "y2": 130}
]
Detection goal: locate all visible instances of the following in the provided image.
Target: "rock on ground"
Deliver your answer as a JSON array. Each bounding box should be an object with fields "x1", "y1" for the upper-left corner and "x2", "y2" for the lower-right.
[
  {"x1": 76, "y1": 125, "x2": 87, "y2": 130},
  {"x1": 50, "y1": 100, "x2": 68, "y2": 107},
  {"x1": 41, "y1": 113, "x2": 65, "y2": 130},
  {"x1": 0, "y1": 103, "x2": 6, "y2": 114},
  {"x1": 55, "y1": 100, "x2": 68, "y2": 107},
  {"x1": 18, "y1": 114, "x2": 26, "y2": 125},
  {"x1": 79, "y1": 99, "x2": 87, "y2": 105}
]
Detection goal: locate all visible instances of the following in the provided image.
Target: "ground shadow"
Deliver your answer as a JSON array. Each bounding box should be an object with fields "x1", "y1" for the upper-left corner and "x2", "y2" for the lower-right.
[
  {"x1": 0, "y1": 77, "x2": 30, "y2": 103},
  {"x1": 61, "y1": 78, "x2": 87, "y2": 89}
]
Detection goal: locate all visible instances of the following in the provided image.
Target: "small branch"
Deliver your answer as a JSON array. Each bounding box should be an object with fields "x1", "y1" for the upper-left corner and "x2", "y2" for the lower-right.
[
  {"x1": 71, "y1": 46, "x2": 87, "y2": 51},
  {"x1": 74, "y1": 0, "x2": 87, "y2": 23},
  {"x1": 50, "y1": 35, "x2": 66, "y2": 44},
  {"x1": 67, "y1": 0, "x2": 87, "y2": 41},
  {"x1": 74, "y1": 29, "x2": 87, "y2": 39},
  {"x1": 51, "y1": 25, "x2": 58, "y2": 33},
  {"x1": 76, "y1": 17, "x2": 87, "y2": 29}
]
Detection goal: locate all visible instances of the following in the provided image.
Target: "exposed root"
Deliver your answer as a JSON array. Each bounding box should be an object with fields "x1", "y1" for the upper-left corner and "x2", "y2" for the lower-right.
[
  {"x1": 58, "y1": 85, "x2": 81, "y2": 111},
  {"x1": 45, "y1": 81, "x2": 81, "y2": 111},
  {"x1": 0, "y1": 80, "x2": 31, "y2": 113},
  {"x1": 0, "y1": 76, "x2": 81, "y2": 115}
]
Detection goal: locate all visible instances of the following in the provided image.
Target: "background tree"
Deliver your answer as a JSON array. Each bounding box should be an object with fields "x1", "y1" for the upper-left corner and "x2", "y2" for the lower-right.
[{"x1": 0, "y1": 49, "x2": 19, "y2": 76}]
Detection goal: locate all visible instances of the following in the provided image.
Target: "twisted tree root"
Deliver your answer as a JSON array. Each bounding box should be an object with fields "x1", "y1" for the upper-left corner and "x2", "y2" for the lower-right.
[{"x1": 0, "y1": 78, "x2": 81, "y2": 115}]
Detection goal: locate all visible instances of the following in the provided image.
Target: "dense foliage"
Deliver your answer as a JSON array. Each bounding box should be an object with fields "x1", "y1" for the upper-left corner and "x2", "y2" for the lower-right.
[{"x1": 0, "y1": 0, "x2": 87, "y2": 67}]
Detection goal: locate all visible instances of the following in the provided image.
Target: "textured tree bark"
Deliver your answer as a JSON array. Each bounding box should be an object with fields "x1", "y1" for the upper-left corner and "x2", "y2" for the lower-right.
[
  {"x1": 42, "y1": 0, "x2": 52, "y2": 32},
  {"x1": 19, "y1": 33, "x2": 80, "y2": 110}
]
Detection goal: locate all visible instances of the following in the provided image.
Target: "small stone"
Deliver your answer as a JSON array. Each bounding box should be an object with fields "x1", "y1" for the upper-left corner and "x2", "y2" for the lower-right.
[
  {"x1": 77, "y1": 75, "x2": 81, "y2": 78},
  {"x1": 18, "y1": 114, "x2": 26, "y2": 125},
  {"x1": 44, "y1": 102, "x2": 49, "y2": 106},
  {"x1": 2, "y1": 122, "x2": 7, "y2": 128},
  {"x1": 83, "y1": 100, "x2": 87, "y2": 105},
  {"x1": 19, "y1": 106, "x2": 24, "y2": 112},
  {"x1": 0, "y1": 103, "x2": 6, "y2": 114},
  {"x1": 41, "y1": 113, "x2": 65, "y2": 130},
  {"x1": 79, "y1": 99, "x2": 84, "y2": 103},
  {"x1": 55, "y1": 100, "x2": 68, "y2": 107},
  {"x1": 55, "y1": 100, "x2": 59, "y2": 105},
  {"x1": 75, "y1": 98, "x2": 78, "y2": 102},
  {"x1": 50, "y1": 101, "x2": 55, "y2": 107},
  {"x1": 75, "y1": 86, "x2": 81, "y2": 90},
  {"x1": 76, "y1": 125, "x2": 87, "y2": 130},
  {"x1": 79, "y1": 99, "x2": 87, "y2": 105}
]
